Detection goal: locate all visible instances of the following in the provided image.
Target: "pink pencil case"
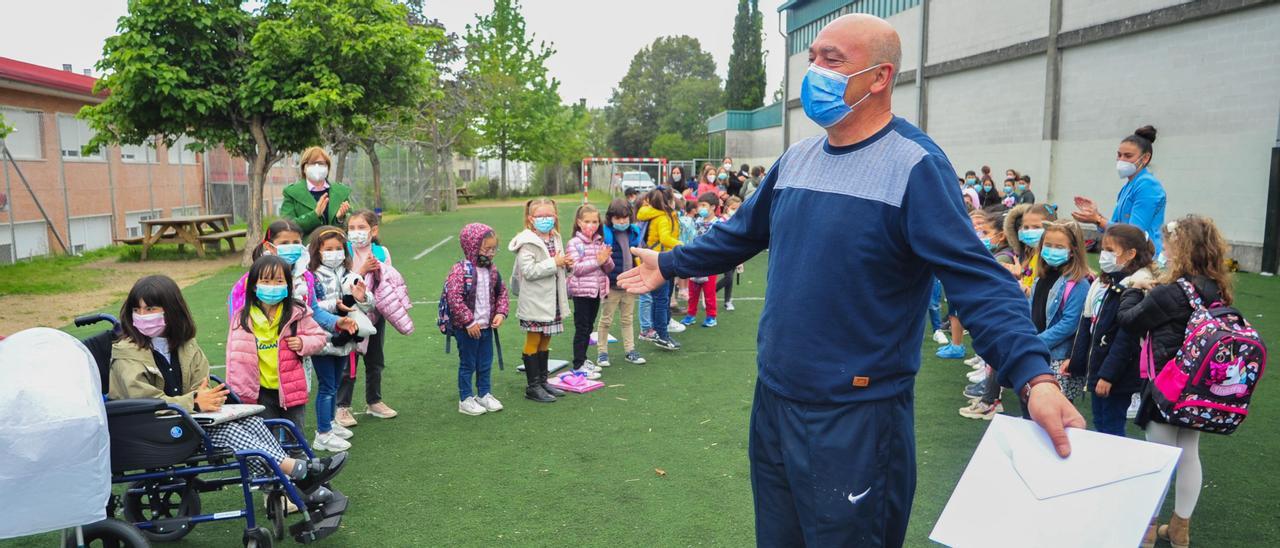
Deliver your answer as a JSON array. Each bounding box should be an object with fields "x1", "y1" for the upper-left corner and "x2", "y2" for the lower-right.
[{"x1": 548, "y1": 371, "x2": 604, "y2": 393}]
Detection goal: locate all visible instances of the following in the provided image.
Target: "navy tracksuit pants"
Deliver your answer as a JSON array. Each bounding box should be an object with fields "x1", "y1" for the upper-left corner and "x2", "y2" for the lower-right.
[{"x1": 749, "y1": 382, "x2": 916, "y2": 548}]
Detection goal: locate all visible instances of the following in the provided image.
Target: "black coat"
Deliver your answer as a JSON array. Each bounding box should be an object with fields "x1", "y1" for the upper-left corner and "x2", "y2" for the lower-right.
[
  {"x1": 1070, "y1": 273, "x2": 1144, "y2": 395},
  {"x1": 1117, "y1": 275, "x2": 1222, "y2": 367}
]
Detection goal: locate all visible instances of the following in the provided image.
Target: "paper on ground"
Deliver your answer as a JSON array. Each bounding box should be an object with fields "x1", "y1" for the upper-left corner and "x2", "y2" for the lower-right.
[{"x1": 930, "y1": 414, "x2": 1180, "y2": 548}]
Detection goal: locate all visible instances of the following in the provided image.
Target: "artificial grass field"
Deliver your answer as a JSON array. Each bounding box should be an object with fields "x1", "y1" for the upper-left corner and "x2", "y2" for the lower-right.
[{"x1": 9, "y1": 199, "x2": 1280, "y2": 547}]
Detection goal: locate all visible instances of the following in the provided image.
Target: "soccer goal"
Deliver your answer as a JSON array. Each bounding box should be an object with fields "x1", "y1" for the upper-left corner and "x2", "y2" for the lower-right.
[{"x1": 580, "y1": 157, "x2": 668, "y2": 203}]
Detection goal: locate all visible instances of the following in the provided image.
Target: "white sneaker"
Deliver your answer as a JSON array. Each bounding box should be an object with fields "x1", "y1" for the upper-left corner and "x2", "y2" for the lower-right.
[
  {"x1": 964, "y1": 355, "x2": 984, "y2": 367},
  {"x1": 932, "y1": 329, "x2": 950, "y2": 345},
  {"x1": 459, "y1": 396, "x2": 487, "y2": 416},
  {"x1": 575, "y1": 367, "x2": 601, "y2": 380},
  {"x1": 477, "y1": 393, "x2": 504, "y2": 412},
  {"x1": 1126, "y1": 393, "x2": 1141, "y2": 419},
  {"x1": 967, "y1": 368, "x2": 988, "y2": 383},
  {"x1": 329, "y1": 421, "x2": 354, "y2": 440},
  {"x1": 313, "y1": 431, "x2": 351, "y2": 451},
  {"x1": 668, "y1": 319, "x2": 687, "y2": 333},
  {"x1": 725, "y1": 301, "x2": 736, "y2": 311}
]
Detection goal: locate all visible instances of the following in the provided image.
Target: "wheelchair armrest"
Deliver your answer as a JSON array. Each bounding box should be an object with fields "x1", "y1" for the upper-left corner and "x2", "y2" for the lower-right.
[
  {"x1": 105, "y1": 398, "x2": 170, "y2": 417},
  {"x1": 208, "y1": 373, "x2": 243, "y2": 405}
]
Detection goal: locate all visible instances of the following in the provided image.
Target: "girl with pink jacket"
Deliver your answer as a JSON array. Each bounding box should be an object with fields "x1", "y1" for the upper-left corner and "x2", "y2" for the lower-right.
[
  {"x1": 226, "y1": 255, "x2": 329, "y2": 434},
  {"x1": 566, "y1": 204, "x2": 615, "y2": 379}
]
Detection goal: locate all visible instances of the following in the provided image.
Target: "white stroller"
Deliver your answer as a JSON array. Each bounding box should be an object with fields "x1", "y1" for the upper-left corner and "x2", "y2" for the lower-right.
[{"x1": 0, "y1": 327, "x2": 150, "y2": 547}]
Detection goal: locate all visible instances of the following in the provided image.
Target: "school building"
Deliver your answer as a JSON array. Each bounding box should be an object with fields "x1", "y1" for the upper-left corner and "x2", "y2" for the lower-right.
[{"x1": 722, "y1": 0, "x2": 1280, "y2": 272}]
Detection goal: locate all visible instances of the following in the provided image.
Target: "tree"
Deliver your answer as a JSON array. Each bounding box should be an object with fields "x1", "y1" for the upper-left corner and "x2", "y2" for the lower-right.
[
  {"x1": 82, "y1": 0, "x2": 436, "y2": 264},
  {"x1": 725, "y1": 0, "x2": 767, "y2": 111},
  {"x1": 649, "y1": 132, "x2": 700, "y2": 161},
  {"x1": 657, "y1": 78, "x2": 723, "y2": 158},
  {"x1": 583, "y1": 107, "x2": 613, "y2": 157},
  {"x1": 406, "y1": 17, "x2": 480, "y2": 212},
  {"x1": 465, "y1": 0, "x2": 562, "y2": 199},
  {"x1": 608, "y1": 36, "x2": 718, "y2": 156}
]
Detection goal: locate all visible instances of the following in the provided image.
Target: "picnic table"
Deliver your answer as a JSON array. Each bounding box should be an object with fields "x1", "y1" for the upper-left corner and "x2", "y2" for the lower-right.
[
  {"x1": 134, "y1": 214, "x2": 246, "y2": 260},
  {"x1": 456, "y1": 186, "x2": 476, "y2": 204}
]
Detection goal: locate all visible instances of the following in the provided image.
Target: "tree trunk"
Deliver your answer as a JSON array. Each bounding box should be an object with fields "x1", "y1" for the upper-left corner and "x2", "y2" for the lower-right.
[
  {"x1": 499, "y1": 149, "x2": 508, "y2": 200},
  {"x1": 333, "y1": 144, "x2": 349, "y2": 184},
  {"x1": 362, "y1": 139, "x2": 382, "y2": 210},
  {"x1": 244, "y1": 116, "x2": 271, "y2": 266},
  {"x1": 441, "y1": 151, "x2": 456, "y2": 211}
]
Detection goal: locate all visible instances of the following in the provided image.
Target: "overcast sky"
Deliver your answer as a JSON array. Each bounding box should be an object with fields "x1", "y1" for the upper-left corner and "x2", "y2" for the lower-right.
[{"x1": 1, "y1": 0, "x2": 787, "y2": 109}]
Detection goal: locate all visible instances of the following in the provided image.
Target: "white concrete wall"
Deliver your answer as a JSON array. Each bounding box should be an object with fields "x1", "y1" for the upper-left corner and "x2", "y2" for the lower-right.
[
  {"x1": 927, "y1": 0, "x2": 1048, "y2": 64},
  {"x1": 787, "y1": 51, "x2": 808, "y2": 103},
  {"x1": 925, "y1": 54, "x2": 1046, "y2": 160},
  {"x1": 1061, "y1": 0, "x2": 1192, "y2": 32},
  {"x1": 893, "y1": 84, "x2": 919, "y2": 126},
  {"x1": 888, "y1": 6, "x2": 922, "y2": 74}
]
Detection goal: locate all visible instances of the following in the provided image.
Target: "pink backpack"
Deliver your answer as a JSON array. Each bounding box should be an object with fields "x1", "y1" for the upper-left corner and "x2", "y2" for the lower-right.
[{"x1": 1148, "y1": 278, "x2": 1266, "y2": 434}]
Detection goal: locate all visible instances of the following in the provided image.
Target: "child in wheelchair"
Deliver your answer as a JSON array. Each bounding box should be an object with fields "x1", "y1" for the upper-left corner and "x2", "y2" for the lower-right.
[{"x1": 109, "y1": 273, "x2": 347, "y2": 500}]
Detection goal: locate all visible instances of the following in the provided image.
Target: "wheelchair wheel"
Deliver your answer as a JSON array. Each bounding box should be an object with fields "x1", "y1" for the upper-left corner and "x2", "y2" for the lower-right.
[
  {"x1": 243, "y1": 526, "x2": 274, "y2": 548},
  {"x1": 63, "y1": 518, "x2": 151, "y2": 548},
  {"x1": 121, "y1": 479, "x2": 201, "y2": 541},
  {"x1": 264, "y1": 489, "x2": 287, "y2": 541}
]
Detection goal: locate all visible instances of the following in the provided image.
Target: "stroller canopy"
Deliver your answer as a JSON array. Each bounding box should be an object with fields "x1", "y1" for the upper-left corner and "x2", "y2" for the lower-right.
[{"x1": 0, "y1": 328, "x2": 111, "y2": 538}]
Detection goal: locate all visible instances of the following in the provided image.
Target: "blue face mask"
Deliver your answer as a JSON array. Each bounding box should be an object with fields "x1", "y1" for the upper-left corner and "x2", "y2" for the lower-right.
[
  {"x1": 1018, "y1": 228, "x2": 1044, "y2": 247},
  {"x1": 800, "y1": 63, "x2": 881, "y2": 128},
  {"x1": 275, "y1": 243, "x2": 305, "y2": 265},
  {"x1": 1041, "y1": 246, "x2": 1071, "y2": 267},
  {"x1": 1017, "y1": 183, "x2": 1027, "y2": 192},
  {"x1": 698, "y1": 208, "x2": 710, "y2": 218},
  {"x1": 981, "y1": 237, "x2": 997, "y2": 251},
  {"x1": 983, "y1": 184, "x2": 993, "y2": 192},
  {"x1": 612, "y1": 222, "x2": 630, "y2": 231},
  {"x1": 533, "y1": 216, "x2": 556, "y2": 233},
  {"x1": 255, "y1": 284, "x2": 288, "y2": 305},
  {"x1": 1003, "y1": 185, "x2": 1014, "y2": 194}
]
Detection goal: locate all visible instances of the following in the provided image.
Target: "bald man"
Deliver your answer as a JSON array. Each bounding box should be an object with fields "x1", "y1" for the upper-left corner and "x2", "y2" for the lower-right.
[{"x1": 619, "y1": 14, "x2": 1084, "y2": 547}]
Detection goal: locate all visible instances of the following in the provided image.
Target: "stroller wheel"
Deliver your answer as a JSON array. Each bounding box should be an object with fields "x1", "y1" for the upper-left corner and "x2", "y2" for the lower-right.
[
  {"x1": 243, "y1": 526, "x2": 274, "y2": 548},
  {"x1": 265, "y1": 489, "x2": 287, "y2": 540},
  {"x1": 121, "y1": 479, "x2": 201, "y2": 541},
  {"x1": 63, "y1": 518, "x2": 150, "y2": 548}
]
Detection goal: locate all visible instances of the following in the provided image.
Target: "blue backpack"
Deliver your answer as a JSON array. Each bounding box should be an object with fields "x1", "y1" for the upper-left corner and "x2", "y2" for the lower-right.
[{"x1": 436, "y1": 260, "x2": 504, "y2": 368}]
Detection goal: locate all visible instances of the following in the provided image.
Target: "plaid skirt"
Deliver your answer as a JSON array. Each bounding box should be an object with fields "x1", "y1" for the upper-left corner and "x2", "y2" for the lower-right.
[
  {"x1": 1053, "y1": 359, "x2": 1086, "y2": 403},
  {"x1": 205, "y1": 416, "x2": 288, "y2": 477}
]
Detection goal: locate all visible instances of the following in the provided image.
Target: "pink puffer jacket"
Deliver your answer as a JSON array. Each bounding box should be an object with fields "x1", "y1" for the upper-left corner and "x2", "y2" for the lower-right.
[
  {"x1": 369, "y1": 263, "x2": 414, "y2": 335},
  {"x1": 566, "y1": 231, "x2": 614, "y2": 298},
  {"x1": 225, "y1": 306, "x2": 328, "y2": 409}
]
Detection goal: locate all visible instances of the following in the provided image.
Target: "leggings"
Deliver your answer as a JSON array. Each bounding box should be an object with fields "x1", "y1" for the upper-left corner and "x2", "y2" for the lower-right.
[
  {"x1": 523, "y1": 332, "x2": 553, "y2": 355},
  {"x1": 1145, "y1": 422, "x2": 1202, "y2": 518},
  {"x1": 716, "y1": 270, "x2": 735, "y2": 302}
]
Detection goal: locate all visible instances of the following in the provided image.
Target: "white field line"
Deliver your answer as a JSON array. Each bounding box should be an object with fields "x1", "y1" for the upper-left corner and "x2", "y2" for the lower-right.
[{"x1": 413, "y1": 237, "x2": 453, "y2": 260}]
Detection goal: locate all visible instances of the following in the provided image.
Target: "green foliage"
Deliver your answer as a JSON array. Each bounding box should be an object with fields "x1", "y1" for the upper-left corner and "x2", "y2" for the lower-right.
[
  {"x1": 0, "y1": 112, "x2": 11, "y2": 139},
  {"x1": 725, "y1": 0, "x2": 766, "y2": 111},
  {"x1": 608, "y1": 36, "x2": 720, "y2": 157},
  {"x1": 464, "y1": 0, "x2": 563, "y2": 197},
  {"x1": 648, "y1": 132, "x2": 701, "y2": 161},
  {"x1": 658, "y1": 79, "x2": 722, "y2": 159},
  {"x1": 81, "y1": 0, "x2": 436, "y2": 263}
]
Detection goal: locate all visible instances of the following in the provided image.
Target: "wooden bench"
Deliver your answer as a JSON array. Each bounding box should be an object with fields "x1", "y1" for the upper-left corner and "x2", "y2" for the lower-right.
[
  {"x1": 114, "y1": 235, "x2": 145, "y2": 246},
  {"x1": 197, "y1": 229, "x2": 248, "y2": 252},
  {"x1": 456, "y1": 187, "x2": 476, "y2": 204}
]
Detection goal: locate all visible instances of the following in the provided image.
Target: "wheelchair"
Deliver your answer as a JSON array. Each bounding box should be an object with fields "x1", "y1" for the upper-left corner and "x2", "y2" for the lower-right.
[{"x1": 76, "y1": 314, "x2": 350, "y2": 547}]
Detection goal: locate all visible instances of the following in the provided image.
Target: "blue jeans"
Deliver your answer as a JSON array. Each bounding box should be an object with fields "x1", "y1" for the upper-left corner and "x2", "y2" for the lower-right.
[
  {"x1": 312, "y1": 355, "x2": 345, "y2": 434},
  {"x1": 638, "y1": 292, "x2": 653, "y2": 332},
  {"x1": 928, "y1": 278, "x2": 943, "y2": 331},
  {"x1": 455, "y1": 328, "x2": 494, "y2": 401},
  {"x1": 651, "y1": 279, "x2": 674, "y2": 338},
  {"x1": 1091, "y1": 390, "x2": 1133, "y2": 437}
]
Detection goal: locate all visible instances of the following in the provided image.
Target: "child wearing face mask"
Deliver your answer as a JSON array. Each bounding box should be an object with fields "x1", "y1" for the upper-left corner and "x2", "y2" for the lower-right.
[
  {"x1": 1004, "y1": 203, "x2": 1058, "y2": 295},
  {"x1": 681, "y1": 194, "x2": 721, "y2": 327},
  {"x1": 1001, "y1": 178, "x2": 1018, "y2": 208},
  {"x1": 959, "y1": 211, "x2": 1022, "y2": 419},
  {"x1": 1030, "y1": 221, "x2": 1094, "y2": 403},
  {"x1": 566, "y1": 204, "x2": 614, "y2": 379},
  {"x1": 446, "y1": 223, "x2": 510, "y2": 416},
  {"x1": 228, "y1": 219, "x2": 318, "y2": 324},
  {"x1": 1065, "y1": 223, "x2": 1156, "y2": 436},
  {"x1": 335, "y1": 210, "x2": 411, "y2": 427},
  {"x1": 961, "y1": 170, "x2": 981, "y2": 211},
  {"x1": 307, "y1": 227, "x2": 375, "y2": 451},
  {"x1": 697, "y1": 166, "x2": 719, "y2": 198},
  {"x1": 715, "y1": 168, "x2": 732, "y2": 194},
  {"x1": 509, "y1": 198, "x2": 573, "y2": 403},
  {"x1": 598, "y1": 199, "x2": 647, "y2": 367}
]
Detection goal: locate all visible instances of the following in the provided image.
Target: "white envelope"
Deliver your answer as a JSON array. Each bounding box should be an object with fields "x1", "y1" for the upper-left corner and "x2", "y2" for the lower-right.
[{"x1": 930, "y1": 414, "x2": 1181, "y2": 548}]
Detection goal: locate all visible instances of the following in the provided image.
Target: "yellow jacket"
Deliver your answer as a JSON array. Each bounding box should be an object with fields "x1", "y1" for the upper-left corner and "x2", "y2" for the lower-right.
[{"x1": 636, "y1": 205, "x2": 681, "y2": 251}]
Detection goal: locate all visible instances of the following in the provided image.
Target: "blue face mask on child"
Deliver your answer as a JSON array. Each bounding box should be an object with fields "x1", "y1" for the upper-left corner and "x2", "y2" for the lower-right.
[
  {"x1": 1018, "y1": 228, "x2": 1045, "y2": 247},
  {"x1": 255, "y1": 284, "x2": 288, "y2": 305},
  {"x1": 612, "y1": 222, "x2": 630, "y2": 231},
  {"x1": 275, "y1": 243, "x2": 305, "y2": 265},
  {"x1": 533, "y1": 216, "x2": 556, "y2": 233},
  {"x1": 1040, "y1": 246, "x2": 1070, "y2": 267},
  {"x1": 698, "y1": 208, "x2": 710, "y2": 218},
  {"x1": 981, "y1": 237, "x2": 997, "y2": 251}
]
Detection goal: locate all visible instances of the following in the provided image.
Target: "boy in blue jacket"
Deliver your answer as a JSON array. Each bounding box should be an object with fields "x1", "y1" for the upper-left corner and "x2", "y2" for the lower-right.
[{"x1": 596, "y1": 199, "x2": 647, "y2": 367}]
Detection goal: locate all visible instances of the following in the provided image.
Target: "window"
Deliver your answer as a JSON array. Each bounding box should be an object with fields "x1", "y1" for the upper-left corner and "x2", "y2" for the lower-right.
[
  {"x1": 125, "y1": 209, "x2": 162, "y2": 238},
  {"x1": 167, "y1": 135, "x2": 198, "y2": 165},
  {"x1": 459, "y1": 169, "x2": 473, "y2": 182},
  {"x1": 57, "y1": 114, "x2": 103, "y2": 161},
  {"x1": 121, "y1": 139, "x2": 159, "y2": 163},
  {"x1": 1, "y1": 107, "x2": 43, "y2": 160}
]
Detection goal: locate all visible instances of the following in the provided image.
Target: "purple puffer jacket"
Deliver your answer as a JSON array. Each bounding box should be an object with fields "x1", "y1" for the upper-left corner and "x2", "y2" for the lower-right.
[
  {"x1": 369, "y1": 263, "x2": 414, "y2": 335},
  {"x1": 445, "y1": 223, "x2": 511, "y2": 328},
  {"x1": 566, "y1": 231, "x2": 614, "y2": 298}
]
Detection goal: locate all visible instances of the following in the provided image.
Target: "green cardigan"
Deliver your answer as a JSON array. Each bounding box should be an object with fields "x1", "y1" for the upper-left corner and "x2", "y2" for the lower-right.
[{"x1": 279, "y1": 181, "x2": 353, "y2": 234}]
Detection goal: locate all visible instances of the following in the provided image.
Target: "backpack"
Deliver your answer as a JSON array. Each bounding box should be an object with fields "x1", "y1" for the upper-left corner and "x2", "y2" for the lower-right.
[
  {"x1": 438, "y1": 260, "x2": 504, "y2": 368},
  {"x1": 1148, "y1": 278, "x2": 1266, "y2": 435}
]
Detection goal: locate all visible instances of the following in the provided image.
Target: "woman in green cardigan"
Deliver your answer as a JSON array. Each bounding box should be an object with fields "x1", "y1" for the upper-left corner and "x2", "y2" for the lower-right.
[{"x1": 280, "y1": 147, "x2": 352, "y2": 235}]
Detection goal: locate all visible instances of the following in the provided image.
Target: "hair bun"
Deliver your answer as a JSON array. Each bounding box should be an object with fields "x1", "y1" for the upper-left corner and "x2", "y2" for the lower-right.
[{"x1": 1134, "y1": 125, "x2": 1157, "y2": 143}]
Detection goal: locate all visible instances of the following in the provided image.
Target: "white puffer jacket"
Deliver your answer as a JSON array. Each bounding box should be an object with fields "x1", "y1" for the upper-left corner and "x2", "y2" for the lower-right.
[{"x1": 508, "y1": 229, "x2": 571, "y2": 323}]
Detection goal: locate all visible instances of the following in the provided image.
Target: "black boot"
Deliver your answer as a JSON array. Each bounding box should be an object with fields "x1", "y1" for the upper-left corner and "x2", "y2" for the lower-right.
[
  {"x1": 538, "y1": 350, "x2": 566, "y2": 397},
  {"x1": 523, "y1": 354, "x2": 555, "y2": 403}
]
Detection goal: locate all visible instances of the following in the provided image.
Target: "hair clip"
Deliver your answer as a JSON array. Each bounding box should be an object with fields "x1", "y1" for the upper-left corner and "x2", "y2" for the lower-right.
[{"x1": 1044, "y1": 203, "x2": 1058, "y2": 215}]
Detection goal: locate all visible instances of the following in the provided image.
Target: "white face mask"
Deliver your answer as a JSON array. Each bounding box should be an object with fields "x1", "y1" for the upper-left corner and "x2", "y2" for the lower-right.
[
  {"x1": 723, "y1": 163, "x2": 732, "y2": 170},
  {"x1": 348, "y1": 230, "x2": 370, "y2": 248},
  {"x1": 321, "y1": 249, "x2": 345, "y2": 268},
  {"x1": 1116, "y1": 160, "x2": 1139, "y2": 179},
  {"x1": 305, "y1": 163, "x2": 329, "y2": 183},
  {"x1": 1099, "y1": 250, "x2": 1127, "y2": 274}
]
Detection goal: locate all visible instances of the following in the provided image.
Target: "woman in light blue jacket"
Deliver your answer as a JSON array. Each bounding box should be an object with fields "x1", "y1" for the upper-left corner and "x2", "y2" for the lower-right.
[{"x1": 1073, "y1": 125, "x2": 1167, "y2": 255}]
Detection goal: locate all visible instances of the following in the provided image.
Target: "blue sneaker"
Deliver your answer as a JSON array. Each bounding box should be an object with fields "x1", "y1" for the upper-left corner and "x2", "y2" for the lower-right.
[
  {"x1": 597, "y1": 353, "x2": 610, "y2": 367},
  {"x1": 963, "y1": 381, "x2": 986, "y2": 399},
  {"x1": 680, "y1": 315, "x2": 696, "y2": 326},
  {"x1": 625, "y1": 351, "x2": 647, "y2": 365},
  {"x1": 936, "y1": 344, "x2": 966, "y2": 360},
  {"x1": 703, "y1": 317, "x2": 717, "y2": 328}
]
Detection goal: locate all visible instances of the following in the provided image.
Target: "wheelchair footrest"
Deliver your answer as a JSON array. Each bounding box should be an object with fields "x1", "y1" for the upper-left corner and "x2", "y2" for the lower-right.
[
  {"x1": 310, "y1": 487, "x2": 348, "y2": 517},
  {"x1": 143, "y1": 516, "x2": 194, "y2": 536},
  {"x1": 290, "y1": 513, "x2": 343, "y2": 544}
]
